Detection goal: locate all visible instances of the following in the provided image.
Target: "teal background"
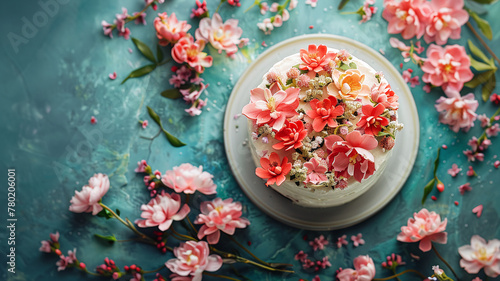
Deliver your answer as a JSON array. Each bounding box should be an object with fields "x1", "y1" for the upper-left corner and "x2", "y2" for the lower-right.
[{"x1": 1, "y1": 0, "x2": 500, "y2": 280}]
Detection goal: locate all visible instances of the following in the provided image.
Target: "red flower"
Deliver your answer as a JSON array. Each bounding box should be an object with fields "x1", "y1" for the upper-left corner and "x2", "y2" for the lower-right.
[
  {"x1": 356, "y1": 104, "x2": 389, "y2": 136},
  {"x1": 306, "y1": 97, "x2": 344, "y2": 132},
  {"x1": 272, "y1": 120, "x2": 307, "y2": 151},
  {"x1": 299, "y1": 44, "x2": 336, "y2": 73},
  {"x1": 255, "y1": 152, "x2": 292, "y2": 186}
]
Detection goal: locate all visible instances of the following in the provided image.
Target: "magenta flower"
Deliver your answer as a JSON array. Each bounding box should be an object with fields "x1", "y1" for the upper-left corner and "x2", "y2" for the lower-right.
[
  {"x1": 56, "y1": 255, "x2": 73, "y2": 271},
  {"x1": 435, "y1": 90, "x2": 478, "y2": 133},
  {"x1": 165, "y1": 241, "x2": 223, "y2": 280},
  {"x1": 69, "y1": 173, "x2": 110, "y2": 215},
  {"x1": 336, "y1": 235, "x2": 348, "y2": 248},
  {"x1": 195, "y1": 13, "x2": 247, "y2": 56},
  {"x1": 194, "y1": 198, "x2": 250, "y2": 244},
  {"x1": 351, "y1": 233, "x2": 365, "y2": 247},
  {"x1": 310, "y1": 235, "x2": 329, "y2": 251},
  {"x1": 299, "y1": 44, "x2": 336, "y2": 74},
  {"x1": 39, "y1": 231, "x2": 60, "y2": 253},
  {"x1": 171, "y1": 36, "x2": 213, "y2": 74},
  {"x1": 424, "y1": 0, "x2": 468, "y2": 45},
  {"x1": 135, "y1": 160, "x2": 148, "y2": 173},
  {"x1": 154, "y1": 12, "x2": 191, "y2": 46},
  {"x1": 382, "y1": 0, "x2": 432, "y2": 39},
  {"x1": 162, "y1": 163, "x2": 217, "y2": 195},
  {"x1": 458, "y1": 182, "x2": 472, "y2": 195},
  {"x1": 447, "y1": 164, "x2": 461, "y2": 177},
  {"x1": 459, "y1": 235, "x2": 500, "y2": 277},
  {"x1": 337, "y1": 255, "x2": 376, "y2": 281},
  {"x1": 397, "y1": 208, "x2": 447, "y2": 252},
  {"x1": 304, "y1": 158, "x2": 328, "y2": 184},
  {"x1": 135, "y1": 190, "x2": 190, "y2": 231},
  {"x1": 295, "y1": 250, "x2": 308, "y2": 262}
]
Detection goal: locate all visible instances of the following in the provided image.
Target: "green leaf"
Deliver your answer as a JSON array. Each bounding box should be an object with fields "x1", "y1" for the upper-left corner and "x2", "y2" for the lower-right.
[
  {"x1": 482, "y1": 74, "x2": 496, "y2": 102},
  {"x1": 94, "y1": 234, "x2": 117, "y2": 244},
  {"x1": 132, "y1": 37, "x2": 157, "y2": 63},
  {"x1": 116, "y1": 209, "x2": 120, "y2": 216},
  {"x1": 156, "y1": 44, "x2": 164, "y2": 63},
  {"x1": 161, "y1": 88, "x2": 183, "y2": 99},
  {"x1": 348, "y1": 62, "x2": 357, "y2": 69},
  {"x1": 468, "y1": 40, "x2": 491, "y2": 64},
  {"x1": 422, "y1": 178, "x2": 436, "y2": 205},
  {"x1": 469, "y1": 10, "x2": 493, "y2": 40},
  {"x1": 147, "y1": 106, "x2": 162, "y2": 126},
  {"x1": 96, "y1": 208, "x2": 113, "y2": 219},
  {"x1": 465, "y1": 70, "x2": 495, "y2": 88},
  {"x1": 433, "y1": 147, "x2": 441, "y2": 177},
  {"x1": 121, "y1": 64, "x2": 157, "y2": 84},
  {"x1": 163, "y1": 129, "x2": 186, "y2": 147},
  {"x1": 471, "y1": 0, "x2": 499, "y2": 4},
  {"x1": 469, "y1": 56, "x2": 496, "y2": 72},
  {"x1": 338, "y1": 0, "x2": 351, "y2": 10}
]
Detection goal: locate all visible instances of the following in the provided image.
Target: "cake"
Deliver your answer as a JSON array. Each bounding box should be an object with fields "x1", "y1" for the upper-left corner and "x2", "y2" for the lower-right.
[{"x1": 242, "y1": 44, "x2": 403, "y2": 208}]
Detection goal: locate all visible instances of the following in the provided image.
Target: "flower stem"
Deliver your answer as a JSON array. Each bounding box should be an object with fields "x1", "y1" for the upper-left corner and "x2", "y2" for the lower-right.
[
  {"x1": 141, "y1": 265, "x2": 165, "y2": 274},
  {"x1": 203, "y1": 272, "x2": 242, "y2": 281},
  {"x1": 226, "y1": 235, "x2": 284, "y2": 268},
  {"x1": 244, "y1": 0, "x2": 260, "y2": 13},
  {"x1": 432, "y1": 244, "x2": 460, "y2": 281},
  {"x1": 170, "y1": 227, "x2": 198, "y2": 241},
  {"x1": 99, "y1": 203, "x2": 155, "y2": 244},
  {"x1": 466, "y1": 21, "x2": 500, "y2": 66},
  {"x1": 373, "y1": 269, "x2": 427, "y2": 281},
  {"x1": 215, "y1": 0, "x2": 224, "y2": 13},
  {"x1": 213, "y1": 248, "x2": 294, "y2": 273}
]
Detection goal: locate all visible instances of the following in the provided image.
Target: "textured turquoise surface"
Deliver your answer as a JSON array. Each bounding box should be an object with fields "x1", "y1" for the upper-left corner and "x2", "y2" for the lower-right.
[{"x1": 1, "y1": 0, "x2": 500, "y2": 280}]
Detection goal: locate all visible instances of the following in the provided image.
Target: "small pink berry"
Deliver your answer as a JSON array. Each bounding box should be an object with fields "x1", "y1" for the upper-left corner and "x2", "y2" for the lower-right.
[
  {"x1": 442, "y1": 144, "x2": 448, "y2": 149},
  {"x1": 407, "y1": 68, "x2": 413, "y2": 73},
  {"x1": 55, "y1": 249, "x2": 62, "y2": 256},
  {"x1": 454, "y1": 201, "x2": 459, "y2": 206},
  {"x1": 431, "y1": 196, "x2": 437, "y2": 201},
  {"x1": 171, "y1": 66, "x2": 178, "y2": 72},
  {"x1": 79, "y1": 262, "x2": 86, "y2": 269},
  {"x1": 90, "y1": 116, "x2": 97, "y2": 124},
  {"x1": 152, "y1": 3, "x2": 158, "y2": 10},
  {"x1": 436, "y1": 182, "x2": 445, "y2": 192}
]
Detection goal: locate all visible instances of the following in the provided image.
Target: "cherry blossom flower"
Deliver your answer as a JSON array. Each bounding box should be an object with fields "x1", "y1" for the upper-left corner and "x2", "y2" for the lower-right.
[
  {"x1": 56, "y1": 255, "x2": 73, "y2": 271},
  {"x1": 257, "y1": 18, "x2": 274, "y2": 35},
  {"x1": 371, "y1": 82, "x2": 399, "y2": 110},
  {"x1": 320, "y1": 256, "x2": 332, "y2": 269},
  {"x1": 255, "y1": 152, "x2": 292, "y2": 186},
  {"x1": 447, "y1": 163, "x2": 461, "y2": 177},
  {"x1": 260, "y1": 2, "x2": 269, "y2": 15},
  {"x1": 162, "y1": 163, "x2": 217, "y2": 195},
  {"x1": 171, "y1": 36, "x2": 213, "y2": 74},
  {"x1": 459, "y1": 235, "x2": 500, "y2": 277},
  {"x1": 180, "y1": 82, "x2": 208, "y2": 103},
  {"x1": 467, "y1": 166, "x2": 476, "y2": 177},
  {"x1": 295, "y1": 250, "x2": 308, "y2": 262},
  {"x1": 472, "y1": 205, "x2": 483, "y2": 218},
  {"x1": 299, "y1": 44, "x2": 336, "y2": 74},
  {"x1": 241, "y1": 87, "x2": 300, "y2": 131},
  {"x1": 169, "y1": 74, "x2": 185, "y2": 88},
  {"x1": 306, "y1": 0, "x2": 318, "y2": 8},
  {"x1": 435, "y1": 90, "x2": 478, "y2": 133},
  {"x1": 486, "y1": 124, "x2": 500, "y2": 137},
  {"x1": 135, "y1": 160, "x2": 148, "y2": 173},
  {"x1": 306, "y1": 97, "x2": 345, "y2": 132},
  {"x1": 191, "y1": 0, "x2": 208, "y2": 19},
  {"x1": 382, "y1": 0, "x2": 432, "y2": 39},
  {"x1": 142, "y1": 120, "x2": 148, "y2": 129},
  {"x1": 357, "y1": 104, "x2": 390, "y2": 136},
  {"x1": 166, "y1": 241, "x2": 222, "y2": 281},
  {"x1": 329, "y1": 69, "x2": 371, "y2": 102},
  {"x1": 135, "y1": 191, "x2": 190, "y2": 231},
  {"x1": 154, "y1": 13, "x2": 191, "y2": 46},
  {"x1": 195, "y1": 198, "x2": 250, "y2": 244},
  {"x1": 422, "y1": 44, "x2": 473, "y2": 92},
  {"x1": 351, "y1": 233, "x2": 365, "y2": 247},
  {"x1": 310, "y1": 235, "x2": 329, "y2": 251},
  {"x1": 337, "y1": 255, "x2": 376, "y2": 281},
  {"x1": 336, "y1": 235, "x2": 348, "y2": 248},
  {"x1": 101, "y1": 20, "x2": 114, "y2": 38},
  {"x1": 185, "y1": 99, "x2": 207, "y2": 116},
  {"x1": 304, "y1": 158, "x2": 328, "y2": 184},
  {"x1": 478, "y1": 114, "x2": 491, "y2": 128},
  {"x1": 272, "y1": 120, "x2": 307, "y2": 151},
  {"x1": 289, "y1": 0, "x2": 298, "y2": 10},
  {"x1": 424, "y1": 0, "x2": 468, "y2": 45},
  {"x1": 458, "y1": 183, "x2": 472, "y2": 195},
  {"x1": 312, "y1": 275, "x2": 321, "y2": 281},
  {"x1": 195, "y1": 13, "x2": 247, "y2": 57},
  {"x1": 40, "y1": 232, "x2": 60, "y2": 253},
  {"x1": 360, "y1": 0, "x2": 378, "y2": 23},
  {"x1": 69, "y1": 173, "x2": 110, "y2": 215},
  {"x1": 397, "y1": 208, "x2": 447, "y2": 252}
]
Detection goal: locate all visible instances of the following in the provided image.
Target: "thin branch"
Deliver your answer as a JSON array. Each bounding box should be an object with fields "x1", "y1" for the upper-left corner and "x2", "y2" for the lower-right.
[{"x1": 467, "y1": 21, "x2": 500, "y2": 65}]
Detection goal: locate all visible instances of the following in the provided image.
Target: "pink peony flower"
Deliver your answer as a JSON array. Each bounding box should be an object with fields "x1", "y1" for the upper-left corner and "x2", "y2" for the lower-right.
[
  {"x1": 255, "y1": 152, "x2": 292, "y2": 186},
  {"x1": 299, "y1": 44, "x2": 337, "y2": 74},
  {"x1": 306, "y1": 97, "x2": 345, "y2": 132},
  {"x1": 325, "y1": 131, "x2": 378, "y2": 182},
  {"x1": 356, "y1": 104, "x2": 390, "y2": 136},
  {"x1": 154, "y1": 12, "x2": 191, "y2": 46},
  {"x1": 304, "y1": 158, "x2": 328, "y2": 184},
  {"x1": 382, "y1": 0, "x2": 432, "y2": 39},
  {"x1": 435, "y1": 90, "x2": 478, "y2": 133},
  {"x1": 162, "y1": 163, "x2": 217, "y2": 195},
  {"x1": 337, "y1": 255, "x2": 376, "y2": 281},
  {"x1": 194, "y1": 198, "x2": 250, "y2": 244},
  {"x1": 242, "y1": 87, "x2": 300, "y2": 131},
  {"x1": 397, "y1": 208, "x2": 447, "y2": 252},
  {"x1": 329, "y1": 69, "x2": 371, "y2": 102},
  {"x1": 459, "y1": 235, "x2": 500, "y2": 277},
  {"x1": 69, "y1": 173, "x2": 110, "y2": 215},
  {"x1": 165, "y1": 241, "x2": 222, "y2": 280},
  {"x1": 421, "y1": 44, "x2": 473, "y2": 92},
  {"x1": 371, "y1": 81, "x2": 399, "y2": 110},
  {"x1": 447, "y1": 163, "x2": 461, "y2": 177},
  {"x1": 172, "y1": 36, "x2": 213, "y2": 74},
  {"x1": 195, "y1": 13, "x2": 247, "y2": 56},
  {"x1": 424, "y1": 0, "x2": 468, "y2": 45},
  {"x1": 272, "y1": 120, "x2": 307, "y2": 151},
  {"x1": 135, "y1": 191, "x2": 190, "y2": 231}
]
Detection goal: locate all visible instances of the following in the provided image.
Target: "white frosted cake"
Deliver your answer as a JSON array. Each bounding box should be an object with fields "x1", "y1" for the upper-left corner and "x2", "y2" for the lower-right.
[{"x1": 242, "y1": 44, "x2": 403, "y2": 208}]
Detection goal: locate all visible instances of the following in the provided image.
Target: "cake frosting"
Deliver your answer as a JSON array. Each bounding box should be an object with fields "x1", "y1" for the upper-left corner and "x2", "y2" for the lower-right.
[{"x1": 242, "y1": 44, "x2": 403, "y2": 208}]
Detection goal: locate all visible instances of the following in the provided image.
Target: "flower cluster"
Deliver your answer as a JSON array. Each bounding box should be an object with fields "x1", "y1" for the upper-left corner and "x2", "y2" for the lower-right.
[{"x1": 256, "y1": 0, "x2": 297, "y2": 35}]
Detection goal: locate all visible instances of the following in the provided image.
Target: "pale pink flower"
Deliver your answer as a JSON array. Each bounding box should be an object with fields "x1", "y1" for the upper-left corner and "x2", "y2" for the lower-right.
[
  {"x1": 306, "y1": 0, "x2": 318, "y2": 8},
  {"x1": 166, "y1": 241, "x2": 222, "y2": 280},
  {"x1": 397, "y1": 208, "x2": 447, "y2": 252},
  {"x1": 130, "y1": 273, "x2": 142, "y2": 281},
  {"x1": 142, "y1": 120, "x2": 148, "y2": 129},
  {"x1": 459, "y1": 235, "x2": 500, "y2": 277},
  {"x1": 154, "y1": 12, "x2": 191, "y2": 46},
  {"x1": 351, "y1": 233, "x2": 365, "y2": 247},
  {"x1": 478, "y1": 114, "x2": 490, "y2": 128},
  {"x1": 458, "y1": 182, "x2": 472, "y2": 195},
  {"x1": 195, "y1": 198, "x2": 250, "y2": 244},
  {"x1": 310, "y1": 235, "x2": 329, "y2": 251},
  {"x1": 260, "y1": 2, "x2": 269, "y2": 15},
  {"x1": 371, "y1": 81, "x2": 399, "y2": 110},
  {"x1": 486, "y1": 124, "x2": 500, "y2": 137},
  {"x1": 40, "y1": 231, "x2": 59, "y2": 253},
  {"x1": 40, "y1": 240, "x2": 52, "y2": 253},
  {"x1": 282, "y1": 9, "x2": 290, "y2": 21},
  {"x1": 67, "y1": 248, "x2": 77, "y2": 263},
  {"x1": 321, "y1": 256, "x2": 332, "y2": 269},
  {"x1": 382, "y1": 0, "x2": 432, "y2": 39},
  {"x1": 472, "y1": 205, "x2": 483, "y2": 218},
  {"x1": 304, "y1": 158, "x2": 328, "y2": 184},
  {"x1": 195, "y1": 13, "x2": 247, "y2": 56},
  {"x1": 424, "y1": 0, "x2": 468, "y2": 45},
  {"x1": 337, "y1": 255, "x2": 376, "y2": 281},
  {"x1": 434, "y1": 90, "x2": 478, "y2": 133},
  {"x1": 169, "y1": 74, "x2": 185, "y2": 88},
  {"x1": 56, "y1": 255, "x2": 72, "y2": 271},
  {"x1": 447, "y1": 163, "x2": 461, "y2": 177},
  {"x1": 181, "y1": 82, "x2": 208, "y2": 103},
  {"x1": 162, "y1": 163, "x2": 217, "y2": 195},
  {"x1": 300, "y1": 44, "x2": 337, "y2": 74},
  {"x1": 101, "y1": 20, "x2": 114, "y2": 38},
  {"x1": 390, "y1": 38, "x2": 425, "y2": 64},
  {"x1": 135, "y1": 191, "x2": 190, "y2": 231},
  {"x1": 336, "y1": 235, "x2": 348, "y2": 248},
  {"x1": 69, "y1": 173, "x2": 110, "y2": 215},
  {"x1": 255, "y1": 152, "x2": 292, "y2": 186},
  {"x1": 360, "y1": 1, "x2": 378, "y2": 23},
  {"x1": 257, "y1": 18, "x2": 274, "y2": 35},
  {"x1": 422, "y1": 44, "x2": 473, "y2": 92},
  {"x1": 109, "y1": 72, "x2": 117, "y2": 80},
  {"x1": 270, "y1": 2, "x2": 279, "y2": 12},
  {"x1": 272, "y1": 14, "x2": 283, "y2": 27},
  {"x1": 289, "y1": 0, "x2": 298, "y2": 10},
  {"x1": 171, "y1": 36, "x2": 213, "y2": 74}
]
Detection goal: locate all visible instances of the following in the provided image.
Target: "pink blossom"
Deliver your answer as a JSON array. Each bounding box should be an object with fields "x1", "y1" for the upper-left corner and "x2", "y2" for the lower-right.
[
  {"x1": 325, "y1": 131, "x2": 378, "y2": 182},
  {"x1": 459, "y1": 235, "x2": 500, "y2": 277},
  {"x1": 371, "y1": 82, "x2": 399, "y2": 110},
  {"x1": 435, "y1": 90, "x2": 478, "y2": 133},
  {"x1": 67, "y1": 248, "x2": 77, "y2": 263},
  {"x1": 478, "y1": 114, "x2": 491, "y2": 128},
  {"x1": 177, "y1": 65, "x2": 193, "y2": 81},
  {"x1": 195, "y1": 198, "x2": 250, "y2": 244},
  {"x1": 195, "y1": 13, "x2": 247, "y2": 56},
  {"x1": 255, "y1": 152, "x2": 292, "y2": 186},
  {"x1": 299, "y1": 44, "x2": 337, "y2": 74},
  {"x1": 424, "y1": 0, "x2": 468, "y2": 45},
  {"x1": 310, "y1": 235, "x2": 329, "y2": 251},
  {"x1": 447, "y1": 164, "x2": 461, "y2": 177},
  {"x1": 360, "y1": 0, "x2": 378, "y2": 23},
  {"x1": 458, "y1": 182, "x2": 472, "y2": 195},
  {"x1": 257, "y1": 18, "x2": 274, "y2": 35},
  {"x1": 423, "y1": 84, "x2": 431, "y2": 93},
  {"x1": 135, "y1": 191, "x2": 190, "y2": 231},
  {"x1": 295, "y1": 250, "x2": 308, "y2": 262},
  {"x1": 486, "y1": 124, "x2": 500, "y2": 137},
  {"x1": 242, "y1": 87, "x2": 299, "y2": 131},
  {"x1": 472, "y1": 204, "x2": 483, "y2": 218},
  {"x1": 351, "y1": 233, "x2": 365, "y2": 247},
  {"x1": 312, "y1": 275, "x2": 321, "y2": 281},
  {"x1": 321, "y1": 256, "x2": 332, "y2": 269},
  {"x1": 154, "y1": 12, "x2": 191, "y2": 45},
  {"x1": 397, "y1": 208, "x2": 447, "y2": 252},
  {"x1": 69, "y1": 173, "x2": 110, "y2": 215},
  {"x1": 306, "y1": 97, "x2": 345, "y2": 132},
  {"x1": 422, "y1": 44, "x2": 473, "y2": 92},
  {"x1": 467, "y1": 166, "x2": 476, "y2": 177},
  {"x1": 270, "y1": 2, "x2": 279, "y2": 12},
  {"x1": 130, "y1": 273, "x2": 142, "y2": 281},
  {"x1": 181, "y1": 82, "x2": 208, "y2": 103},
  {"x1": 109, "y1": 72, "x2": 117, "y2": 80},
  {"x1": 191, "y1": 0, "x2": 208, "y2": 19},
  {"x1": 337, "y1": 255, "x2": 376, "y2": 281},
  {"x1": 273, "y1": 14, "x2": 283, "y2": 27},
  {"x1": 383, "y1": 0, "x2": 432, "y2": 39},
  {"x1": 336, "y1": 235, "x2": 348, "y2": 248},
  {"x1": 185, "y1": 99, "x2": 207, "y2": 116},
  {"x1": 101, "y1": 20, "x2": 113, "y2": 38},
  {"x1": 306, "y1": 0, "x2": 318, "y2": 8},
  {"x1": 134, "y1": 12, "x2": 147, "y2": 25},
  {"x1": 171, "y1": 36, "x2": 213, "y2": 74},
  {"x1": 304, "y1": 158, "x2": 328, "y2": 184},
  {"x1": 491, "y1": 93, "x2": 500, "y2": 104},
  {"x1": 382, "y1": 253, "x2": 405, "y2": 269},
  {"x1": 142, "y1": 120, "x2": 148, "y2": 129},
  {"x1": 169, "y1": 74, "x2": 185, "y2": 88},
  {"x1": 56, "y1": 255, "x2": 72, "y2": 271},
  {"x1": 162, "y1": 163, "x2": 217, "y2": 195},
  {"x1": 273, "y1": 120, "x2": 307, "y2": 151},
  {"x1": 289, "y1": 0, "x2": 298, "y2": 10},
  {"x1": 495, "y1": 161, "x2": 500, "y2": 169},
  {"x1": 40, "y1": 240, "x2": 52, "y2": 253},
  {"x1": 260, "y1": 2, "x2": 269, "y2": 15},
  {"x1": 356, "y1": 104, "x2": 390, "y2": 136},
  {"x1": 135, "y1": 160, "x2": 148, "y2": 173},
  {"x1": 166, "y1": 241, "x2": 222, "y2": 280}
]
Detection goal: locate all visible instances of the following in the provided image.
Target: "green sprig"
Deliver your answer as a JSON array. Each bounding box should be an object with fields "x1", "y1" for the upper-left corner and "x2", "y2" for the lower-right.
[
  {"x1": 146, "y1": 106, "x2": 186, "y2": 147},
  {"x1": 422, "y1": 147, "x2": 441, "y2": 205}
]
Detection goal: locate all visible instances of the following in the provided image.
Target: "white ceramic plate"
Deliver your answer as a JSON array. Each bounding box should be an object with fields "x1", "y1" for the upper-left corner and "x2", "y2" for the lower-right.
[{"x1": 223, "y1": 34, "x2": 419, "y2": 231}]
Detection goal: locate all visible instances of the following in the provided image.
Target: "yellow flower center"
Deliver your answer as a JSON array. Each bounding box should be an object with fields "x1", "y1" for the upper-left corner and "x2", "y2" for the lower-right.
[
  {"x1": 477, "y1": 247, "x2": 490, "y2": 262},
  {"x1": 267, "y1": 96, "x2": 276, "y2": 112}
]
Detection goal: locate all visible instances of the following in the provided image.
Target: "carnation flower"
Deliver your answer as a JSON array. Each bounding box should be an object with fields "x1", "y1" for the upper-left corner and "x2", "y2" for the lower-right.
[
  {"x1": 424, "y1": 0, "x2": 468, "y2": 45},
  {"x1": 337, "y1": 255, "x2": 376, "y2": 281},
  {"x1": 195, "y1": 13, "x2": 247, "y2": 56},
  {"x1": 397, "y1": 208, "x2": 447, "y2": 252},
  {"x1": 135, "y1": 191, "x2": 190, "y2": 231},
  {"x1": 165, "y1": 241, "x2": 222, "y2": 280},
  {"x1": 162, "y1": 163, "x2": 217, "y2": 195},
  {"x1": 154, "y1": 12, "x2": 191, "y2": 45},
  {"x1": 255, "y1": 152, "x2": 292, "y2": 186},
  {"x1": 459, "y1": 235, "x2": 500, "y2": 277},
  {"x1": 69, "y1": 173, "x2": 110, "y2": 215},
  {"x1": 435, "y1": 90, "x2": 478, "y2": 133},
  {"x1": 171, "y1": 36, "x2": 213, "y2": 74}
]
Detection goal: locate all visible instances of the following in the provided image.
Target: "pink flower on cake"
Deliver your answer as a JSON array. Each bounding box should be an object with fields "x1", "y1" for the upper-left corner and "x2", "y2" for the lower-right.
[
  {"x1": 195, "y1": 13, "x2": 247, "y2": 57},
  {"x1": 306, "y1": 97, "x2": 345, "y2": 132},
  {"x1": 421, "y1": 44, "x2": 473, "y2": 92},
  {"x1": 241, "y1": 87, "x2": 300, "y2": 131},
  {"x1": 458, "y1": 235, "x2": 500, "y2": 277},
  {"x1": 434, "y1": 90, "x2": 478, "y2": 133},
  {"x1": 154, "y1": 13, "x2": 192, "y2": 46},
  {"x1": 172, "y1": 36, "x2": 213, "y2": 74},
  {"x1": 325, "y1": 131, "x2": 378, "y2": 182},
  {"x1": 329, "y1": 69, "x2": 371, "y2": 102},
  {"x1": 272, "y1": 120, "x2": 307, "y2": 151},
  {"x1": 195, "y1": 198, "x2": 250, "y2": 244},
  {"x1": 356, "y1": 104, "x2": 390, "y2": 136},
  {"x1": 382, "y1": 0, "x2": 432, "y2": 40},
  {"x1": 162, "y1": 163, "x2": 217, "y2": 195},
  {"x1": 165, "y1": 241, "x2": 223, "y2": 280},
  {"x1": 397, "y1": 208, "x2": 447, "y2": 252},
  {"x1": 304, "y1": 158, "x2": 328, "y2": 184},
  {"x1": 299, "y1": 44, "x2": 337, "y2": 74},
  {"x1": 337, "y1": 255, "x2": 376, "y2": 281},
  {"x1": 371, "y1": 82, "x2": 399, "y2": 110},
  {"x1": 69, "y1": 173, "x2": 110, "y2": 215},
  {"x1": 135, "y1": 191, "x2": 190, "y2": 231},
  {"x1": 424, "y1": 0, "x2": 468, "y2": 45},
  {"x1": 255, "y1": 152, "x2": 292, "y2": 186}
]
